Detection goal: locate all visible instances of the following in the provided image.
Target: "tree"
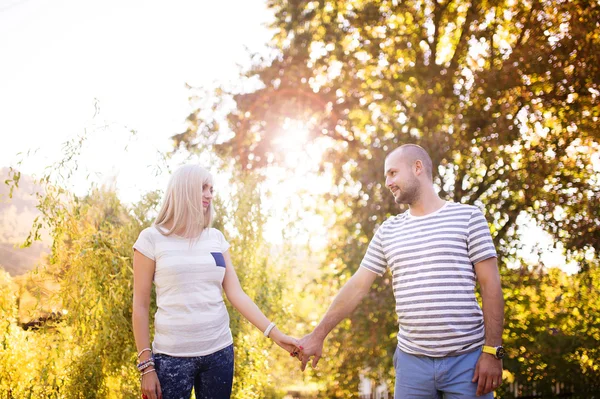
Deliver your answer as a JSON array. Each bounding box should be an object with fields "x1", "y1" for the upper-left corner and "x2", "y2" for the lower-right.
[
  {"x1": 174, "y1": 0, "x2": 600, "y2": 396},
  {"x1": 1, "y1": 136, "x2": 300, "y2": 397},
  {"x1": 500, "y1": 261, "x2": 600, "y2": 397},
  {"x1": 214, "y1": 171, "x2": 301, "y2": 399}
]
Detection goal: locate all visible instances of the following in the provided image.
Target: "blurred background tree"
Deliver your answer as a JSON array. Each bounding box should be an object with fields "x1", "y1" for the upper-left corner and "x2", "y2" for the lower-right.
[
  {"x1": 0, "y1": 140, "x2": 304, "y2": 398},
  {"x1": 174, "y1": 0, "x2": 600, "y2": 397},
  {"x1": 1, "y1": 0, "x2": 599, "y2": 397}
]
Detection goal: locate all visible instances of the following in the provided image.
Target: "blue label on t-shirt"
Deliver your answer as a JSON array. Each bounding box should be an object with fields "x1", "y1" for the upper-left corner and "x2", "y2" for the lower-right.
[{"x1": 211, "y1": 252, "x2": 226, "y2": 268}]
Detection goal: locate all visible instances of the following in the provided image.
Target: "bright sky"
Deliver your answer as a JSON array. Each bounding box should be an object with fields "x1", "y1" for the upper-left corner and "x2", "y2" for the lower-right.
[
  {"x1": 0, "y1": 0, "x2": 335, "y2": 250},
  {"x1": 0, "y1": 0, "x2": 585, "y2": 273},
  {"x1": 0, "y1": 0, "x2": 274, "y2": 199}
]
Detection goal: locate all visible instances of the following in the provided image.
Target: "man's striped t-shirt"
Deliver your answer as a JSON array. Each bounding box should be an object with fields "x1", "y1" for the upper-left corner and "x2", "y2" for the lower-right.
[{"x1": 360, "y1": 201, "x2": 497, "y2": 357}]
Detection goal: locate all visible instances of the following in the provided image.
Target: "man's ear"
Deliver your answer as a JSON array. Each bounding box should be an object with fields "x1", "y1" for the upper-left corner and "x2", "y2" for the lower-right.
[{"x1": 414, "y1": 159, "x2": 424, "y2": 176}]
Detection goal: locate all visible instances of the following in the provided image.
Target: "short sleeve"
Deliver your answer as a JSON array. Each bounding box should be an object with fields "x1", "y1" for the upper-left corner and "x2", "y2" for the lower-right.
[
  {"x1": 216, "y1": 229, "x2": 230, "y2": 252},
  {"x1": 467, "y1": 208, "x2": 497, "y2": 265},
  {"x1": 359, "y1": 224, "x2": 388, "y2": 276},
  {"x1": 133, "y1": 228, "x2": 155, "y2": 261}
]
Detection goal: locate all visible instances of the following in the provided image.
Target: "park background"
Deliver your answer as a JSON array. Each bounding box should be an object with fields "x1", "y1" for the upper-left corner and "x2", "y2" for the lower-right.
[{"x1": 0, "y1": 0, "x2": 598, "y2": 397}]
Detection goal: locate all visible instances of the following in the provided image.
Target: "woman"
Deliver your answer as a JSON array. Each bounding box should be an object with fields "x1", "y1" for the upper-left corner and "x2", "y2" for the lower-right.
[{"x1": 132, "y1": 165, "x2": 300, "y2": 399}]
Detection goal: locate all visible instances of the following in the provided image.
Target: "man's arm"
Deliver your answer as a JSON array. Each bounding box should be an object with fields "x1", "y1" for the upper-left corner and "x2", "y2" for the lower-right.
[
  {"x1": 472, "y1": 256, "x2": 504, "y2": 396},
  {"x1": 476, "y1": 257, "x2": 504, "y2": 345},
  {"x1": 298, "y1": 267, "x2": 378, "y2": 371}
]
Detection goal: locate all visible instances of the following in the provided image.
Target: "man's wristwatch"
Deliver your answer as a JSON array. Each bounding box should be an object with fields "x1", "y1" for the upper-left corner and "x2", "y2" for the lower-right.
[{"x1": 482, "y1": 345, "x2": 506, "y2": 360}]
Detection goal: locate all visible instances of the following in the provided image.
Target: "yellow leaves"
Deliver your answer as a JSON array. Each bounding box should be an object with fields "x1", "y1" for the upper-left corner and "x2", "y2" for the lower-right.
[
  {"x1": 577, "y1": 350, "x2": 599, "y2": 374},
  {"x1": 581, "y1": 353, "x2": 589, "y2": 364},
  {"x1": 354, "y1": 50, "x2": 371, "y2": 63},
  {"x1": 567, "y1": 92, "x2": 579, "y2": 104},
  {"x1": 0, "y1": 324, "x2": 72, "y2": 397},
  {"x1": 310, "y1": 41, "x2": 328, "y2": 61},
  {"x1": 454, "y1": 152, "x2": 463, "y2": 163},
  {"x1": 503, "y1": 369, "x2": 515, "y2": 383},
  {"x1": 341, "y1": 31, "x2": 361, "y2": 53}
]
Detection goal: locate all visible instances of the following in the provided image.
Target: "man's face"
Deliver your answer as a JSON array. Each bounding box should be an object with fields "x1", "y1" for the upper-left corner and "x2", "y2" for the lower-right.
[{"x1": 384, "y1": 150, "x2": 421, "y2": 205}]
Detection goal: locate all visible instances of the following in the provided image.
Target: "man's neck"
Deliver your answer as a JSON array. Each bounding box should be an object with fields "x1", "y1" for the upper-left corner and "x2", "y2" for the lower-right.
[{"x1": 408, "y1": 192, "x2": 446, "y2": 217}]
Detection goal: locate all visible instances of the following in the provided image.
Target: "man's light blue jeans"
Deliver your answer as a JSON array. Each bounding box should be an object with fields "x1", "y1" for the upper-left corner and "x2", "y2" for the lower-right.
[{"x1": 393, "y1": 347, "x2": 494, "y2": 398}]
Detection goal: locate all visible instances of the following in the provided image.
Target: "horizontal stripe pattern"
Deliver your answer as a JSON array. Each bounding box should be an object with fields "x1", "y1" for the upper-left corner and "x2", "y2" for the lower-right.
[
  {"x1": 133, "y1": 226, "x2": 233, "y2": 356},
  {"x1": 360, "y1": 202, "x2": 497, "y2": 357}
]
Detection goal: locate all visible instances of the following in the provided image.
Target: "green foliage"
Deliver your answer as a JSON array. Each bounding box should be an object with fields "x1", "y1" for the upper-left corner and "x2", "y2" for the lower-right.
[
  {"x1": 500, "y1": 262, "x2": 600, "y2": 397},
  {"x1": 175, "y1": 0, "x2": 600, "y2": 396},
  {"x1": 0, "y1": 183, "x2": 154, "y2": 398},
  {"x1": 2, "y1": 1, "x2": 599, "y2": 396},
  {"x1": 216, "y1": 171, "x2": 301, "y2": 399},
  {"x1": 0, "y1": 161, "x2": 296, "y2": 398},
  {"x1": 53, "y1": 189, "x2": 147, "y2": 398},
  {"x1": 180, "y1": 0, "x2": 599, "y2": 255},
  {"x1": 0, "y1": 269, "x2": 17, "y2": 333}
]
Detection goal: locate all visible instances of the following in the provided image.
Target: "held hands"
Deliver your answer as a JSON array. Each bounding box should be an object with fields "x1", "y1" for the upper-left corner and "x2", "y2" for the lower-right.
[
  {"x1": 296, "y1": 331, "x2": 324, "y2": 371},
  {"x1": 472, "y1": 353, "x2": 503, "y2": 396},
  {"x1": 269, "y1": 327, "x2": 303, "y2": 356},
  {"x1": 267, "y1": 326, "x2": 325, "y2": 372}
]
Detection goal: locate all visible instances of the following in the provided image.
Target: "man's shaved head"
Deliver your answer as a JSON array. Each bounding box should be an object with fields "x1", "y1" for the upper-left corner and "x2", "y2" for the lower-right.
[{"x1": 387, "y1": 144, "x2": 434, "y2": 181}]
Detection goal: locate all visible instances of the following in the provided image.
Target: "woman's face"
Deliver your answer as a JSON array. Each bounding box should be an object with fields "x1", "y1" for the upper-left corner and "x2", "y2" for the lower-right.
[{"x1": 202, "y1": 182, "x2": 213, "y2": 212}]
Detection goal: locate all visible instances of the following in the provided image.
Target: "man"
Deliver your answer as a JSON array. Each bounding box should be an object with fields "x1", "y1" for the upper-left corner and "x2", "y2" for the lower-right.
[{"x1": 298, "y1": 144, "x2": 504, "y2": 398}]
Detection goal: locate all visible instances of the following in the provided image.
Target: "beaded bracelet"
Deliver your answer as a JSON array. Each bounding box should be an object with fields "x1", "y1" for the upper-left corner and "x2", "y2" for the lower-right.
[
  {"x1": 138, "y1": 361, "x2": 155, "y2": 372},
  {"x1": 137, "y1": 358, "x2": 155, "y2": 372},
  {"x1": 137, "y1": 348, "x2": 152, "y2": 358},
  {"x1": 139, "y1": 368, "x2": 156, "y2": 382},
  {"x1": 137, "y1": 358, "x2": 153, "y2": 368}
]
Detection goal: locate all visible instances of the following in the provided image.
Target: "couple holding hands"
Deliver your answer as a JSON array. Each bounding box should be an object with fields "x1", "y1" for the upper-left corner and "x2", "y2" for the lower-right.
[{"x1": 132, "y1": 145, "x2": 505, "y2": 399}]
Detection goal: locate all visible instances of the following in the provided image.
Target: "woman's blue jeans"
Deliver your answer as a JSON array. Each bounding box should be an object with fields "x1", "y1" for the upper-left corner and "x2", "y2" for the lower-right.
[{"x1": 154, "y1": 344, "x2": 234, "y2": 399}]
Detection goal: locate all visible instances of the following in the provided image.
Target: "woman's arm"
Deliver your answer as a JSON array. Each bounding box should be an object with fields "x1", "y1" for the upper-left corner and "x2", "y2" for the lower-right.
[
  {"x1": 221, "y1": 251, "x2": 299, "y2": 353},
  {"x1": 132, "y1": 250, "x2": 162, "y2": 399}
]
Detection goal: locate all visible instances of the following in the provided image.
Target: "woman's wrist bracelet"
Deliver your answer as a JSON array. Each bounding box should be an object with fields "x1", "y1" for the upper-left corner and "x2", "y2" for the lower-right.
[
  {"x1": 137, "y1": 361, "x2": 155, "y2": 372},
  {"x1": 137, "y1": 348, "x2": 152, "y2": 358},
  {"x1": 264, "y1": 322, "x2": 276, "y2": 338},
  {"x1": 139, "y1": 368, "x2": 156, "y2": 382}
]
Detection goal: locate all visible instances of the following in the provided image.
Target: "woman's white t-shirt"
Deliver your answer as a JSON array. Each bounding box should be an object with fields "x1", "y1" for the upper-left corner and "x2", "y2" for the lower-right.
[{"x1": 133, "y1": 226, "x2": 233, "y2": 357}]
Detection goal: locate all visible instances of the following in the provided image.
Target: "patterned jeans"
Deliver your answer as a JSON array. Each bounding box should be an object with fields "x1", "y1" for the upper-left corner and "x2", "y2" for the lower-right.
[{"x1": 154, "y1": 344, "x2": 234, "y2": 399}]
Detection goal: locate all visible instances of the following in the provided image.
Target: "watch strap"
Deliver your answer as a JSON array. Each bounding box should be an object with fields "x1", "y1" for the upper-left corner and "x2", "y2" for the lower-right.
[{"x1": 482, "y1": 345, "x2": 498, "y2": 357}]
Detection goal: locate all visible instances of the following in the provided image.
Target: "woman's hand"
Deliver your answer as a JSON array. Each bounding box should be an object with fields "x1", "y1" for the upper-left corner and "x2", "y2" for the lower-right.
[
  {"x1": 269, "y1": 328, "x2": 303, "y2": 357},
  {"x1": 141, "y1": 369, "x2": 162, "y2": 399}
]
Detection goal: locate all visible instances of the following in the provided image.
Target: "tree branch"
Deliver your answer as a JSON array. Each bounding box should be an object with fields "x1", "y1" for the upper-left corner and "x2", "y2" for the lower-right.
[
  {"x1": 501, "y1": 0, "x2": 539, "y2": 70},
  {"x1": 432, "y1": 0, "x2": 454, "y2": 66},
  {"x1": 453, "y1": 162, "x2": 467, "y2": 201},
  {"x1": 447, "y1": 0, "x2": 480, "y2": 76},
  {"x1": 495, "y1": 208, "x2": 518, "y2": 245},
  {"x1": 468, "y1": 163, "x2": 492, "y2": 201}
]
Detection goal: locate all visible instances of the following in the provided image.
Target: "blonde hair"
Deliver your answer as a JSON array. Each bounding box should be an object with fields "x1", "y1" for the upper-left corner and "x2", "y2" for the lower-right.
[{"x1": 154, "y1": 164, "x2": 214, "y2": 238}]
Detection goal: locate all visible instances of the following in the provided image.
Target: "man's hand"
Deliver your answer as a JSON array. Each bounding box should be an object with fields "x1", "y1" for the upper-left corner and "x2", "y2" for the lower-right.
[
  {"x1": 297, "y1": 332, "x2": 325, "y2": 371},
  {"x1": 293, "y1": 268, "x2": 377, "y2": 370},
  {"x1": 472, "y1": 353, "x2": 503, "y2": 396}
]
